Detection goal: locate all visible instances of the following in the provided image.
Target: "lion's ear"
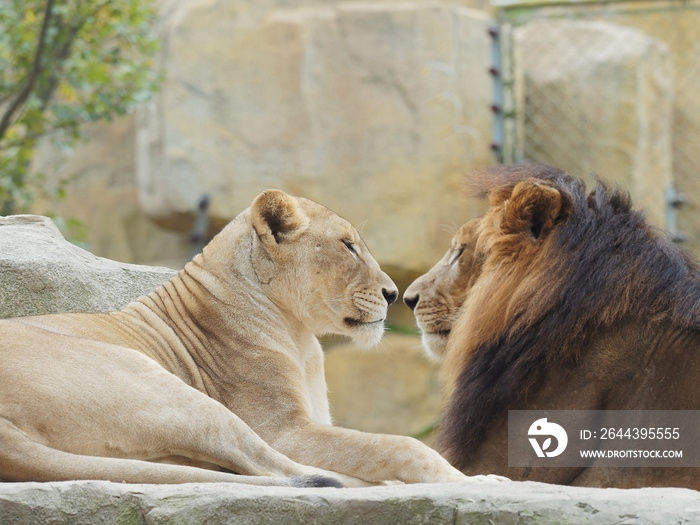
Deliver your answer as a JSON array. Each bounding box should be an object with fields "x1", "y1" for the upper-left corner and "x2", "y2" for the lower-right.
[
  {"x1": 251, "y1": 189, "x2": 310, "y2": 246},
  {"x1": 501, "y1": 181, "x2": 563, "y2": 240}
]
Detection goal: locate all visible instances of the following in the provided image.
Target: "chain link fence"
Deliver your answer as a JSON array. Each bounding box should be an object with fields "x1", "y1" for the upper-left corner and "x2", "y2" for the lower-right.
[{"x1": 493, "y1": 0, "x2": 700, "y2": 252}]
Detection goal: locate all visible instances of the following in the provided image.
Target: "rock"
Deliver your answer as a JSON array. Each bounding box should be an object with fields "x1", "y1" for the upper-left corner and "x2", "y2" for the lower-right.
[
  {"x1": 29, "y1": 1, "x2": 494, "y2": 273},
  {"x1": 0, "y1": 215, "x2": 176, "y2": 319},
  {"x1": 514, "y1": 19, "x2": 673, "y2": 228},
  {"x1": 0, "y1": 479, "x2": 698, "y2": 524},
  {"x1": 615, "y1": 8, "x2": 700, "y2": 253},
  {"x1": 29, "y1": 116, "x2": 192, "y2": 269},
  {"x1": 28, "y1": 1, "x2": 495, "y2": 273},
  {"x1": 325, "y1": 333, "x2": 443, "y2": 442},
  {"x1": 137, "y1": 1, "x2": 493, "y2": 272}
]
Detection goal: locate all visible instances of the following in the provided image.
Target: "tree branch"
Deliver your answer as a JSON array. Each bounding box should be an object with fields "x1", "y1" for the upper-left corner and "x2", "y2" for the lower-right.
[{"x1": 0, "y1": 0, "x2": 55, "y2": 143}]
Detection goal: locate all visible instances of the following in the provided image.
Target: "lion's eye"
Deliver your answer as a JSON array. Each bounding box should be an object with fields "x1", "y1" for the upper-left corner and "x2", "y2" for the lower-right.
[
  {"x1": 343, "y1": 239, "x2": 359, "y2": 256},
  {"x1": 450, "y1": 247, "x2": 465, "y2": 266}
]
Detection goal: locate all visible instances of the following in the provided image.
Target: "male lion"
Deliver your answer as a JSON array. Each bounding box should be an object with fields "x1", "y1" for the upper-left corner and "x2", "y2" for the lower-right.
[
  {"x1": 0, "y1": 189, "x2": 467, "y2": 487},
  {"x1": 404, "y1": 164, "x2": 700, "y2": 489}
]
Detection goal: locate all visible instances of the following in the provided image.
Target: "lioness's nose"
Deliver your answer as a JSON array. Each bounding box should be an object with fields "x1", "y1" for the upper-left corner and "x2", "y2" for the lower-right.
[
  {"x1": 383, "y1": 288, "x2": 398, "y2": 306},
  {"x1": 403, "y1": 293, "x2": 418, "y2": 311}
]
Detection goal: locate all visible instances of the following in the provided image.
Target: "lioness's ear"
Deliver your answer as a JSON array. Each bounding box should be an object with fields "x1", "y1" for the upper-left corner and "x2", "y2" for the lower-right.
[
  {"x1": 501, "y1": 181, "x2": 562, "y2": 240},
  {"x1": 251, "y1": 189, "x2": 310, "y2": 246}
]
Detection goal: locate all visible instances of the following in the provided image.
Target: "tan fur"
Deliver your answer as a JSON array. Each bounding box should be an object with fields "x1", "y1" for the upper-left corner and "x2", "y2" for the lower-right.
[{"x1": 0, "y1": 190, "x2": 467, "y2": 487}]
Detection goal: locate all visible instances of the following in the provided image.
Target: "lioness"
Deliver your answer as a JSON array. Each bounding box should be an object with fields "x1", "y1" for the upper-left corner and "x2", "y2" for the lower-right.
[{"x1": 0, "y1": 189, "x2": 466, "y2": 487}]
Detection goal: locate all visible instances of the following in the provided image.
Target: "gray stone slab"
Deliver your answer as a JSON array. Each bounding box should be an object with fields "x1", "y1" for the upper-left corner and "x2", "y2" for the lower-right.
[
  {"x1": 0, "y1": 215, "x2": 176, "y2": 318},
  {"x1": 0, "y1": 480, "x2": 698, "y2": 524}
]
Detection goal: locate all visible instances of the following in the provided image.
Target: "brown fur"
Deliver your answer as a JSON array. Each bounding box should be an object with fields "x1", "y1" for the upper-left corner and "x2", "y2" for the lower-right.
[{"x1": 405, "y1": 163, "x2": 700, "y2": 489}]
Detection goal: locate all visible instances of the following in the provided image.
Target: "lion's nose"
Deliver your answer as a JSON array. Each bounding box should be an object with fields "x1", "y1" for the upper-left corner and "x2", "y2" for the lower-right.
[
  {"x1": 383, "y1": 288, "x2": 398, "y2": 306},
  {"x1": 403, "y1": 293, "x2": 419, "y2": 311}
]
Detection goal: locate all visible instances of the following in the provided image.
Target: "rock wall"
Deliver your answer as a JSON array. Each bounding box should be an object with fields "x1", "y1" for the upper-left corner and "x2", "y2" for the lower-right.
[
  {"x1": 139, "y1": 1, "x2": 494, "y2": 273},
  {"x1": 610, "y1": 7, "x2": 700, "y2": 253},
  {"x1": 513, "y1": 19, "x2": 674, "y2": 228},
  {"x1": 32, "y1": 1, "x2": 495, "y2": 274},
  {"x1": 28, "y1": 2, "x2": 693, "y2": 274},
  {"x1": 30, "y1": 117, "x2": 191, "y2": 269},
  {"x1": 1, "y1": 479, "x2": 698, "y2": 524}
]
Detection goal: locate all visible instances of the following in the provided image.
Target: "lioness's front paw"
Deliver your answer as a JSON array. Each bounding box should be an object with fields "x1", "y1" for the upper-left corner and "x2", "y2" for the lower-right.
[
  {"x1": 468, "y1": 474, "x2": 510, "y2": 483},
  {"x1": 424, "y1": 463, "x2": 468, "y2": 483},
  {"x1": 442, "y1": 469, "x2": 469, "y2": 483}
]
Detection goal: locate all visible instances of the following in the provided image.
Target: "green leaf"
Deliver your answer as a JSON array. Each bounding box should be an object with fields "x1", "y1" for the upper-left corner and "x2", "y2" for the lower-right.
[{"x1": 0, "y1": 0, "x2": 160, "y2": 213}]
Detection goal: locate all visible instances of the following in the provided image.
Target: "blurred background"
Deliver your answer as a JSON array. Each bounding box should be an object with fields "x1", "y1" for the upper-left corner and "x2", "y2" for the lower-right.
[{"x1": 1, "y1": 0, "x2": 699, "y2": 443}]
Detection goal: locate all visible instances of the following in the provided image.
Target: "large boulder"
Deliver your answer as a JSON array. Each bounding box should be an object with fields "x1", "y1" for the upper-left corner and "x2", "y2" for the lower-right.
[
  {"x1": 0, "y1": 479, "x2": 698, "y2": 523},
  {"x1": 0, "y1": 215, "x2": 176, "y2": 319},
  {"x1": 31, "y1": 2, "x2": 494, "y2": 274},
  {"x1": 137, "y1": 1, "x2": 493, "y2": 272},
  {"x1": 610, "y1": 8, "x2": 700, "y2": 253},
  {"x1": 513, "y1": 19, "x2": 673, "y2": 228},
  {"x1": 29, "y1": 116, "x2": 192, "y2": 269}
]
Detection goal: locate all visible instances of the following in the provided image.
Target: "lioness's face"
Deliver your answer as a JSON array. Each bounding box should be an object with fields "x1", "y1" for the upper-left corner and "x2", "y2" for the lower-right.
[
  {"x1": 251, "y1": 190, "x2": 398, "y2": 348},
  {"x1": 403, "y1": 219, "x2": 483, "y2": 359},
  {"x1": 302, "y1": 209, "x2": 399, "y2": 347}
]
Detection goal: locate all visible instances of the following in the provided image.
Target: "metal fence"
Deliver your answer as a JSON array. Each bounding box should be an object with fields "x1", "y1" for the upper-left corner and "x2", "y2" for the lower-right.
[{"x1": 493, "y1": 0, "x2": 700, "y2": 252}]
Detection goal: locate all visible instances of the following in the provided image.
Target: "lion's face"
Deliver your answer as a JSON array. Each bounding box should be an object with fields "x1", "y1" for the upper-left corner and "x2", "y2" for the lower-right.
[
  {"x1": 405, "y1": 176, "x2": 567, "y2": 366},
  {"x1": 403, "y1": 219, "x2": 483, "y2": 359},
  {"x1": 250, "y1": 190, "x2": 398, "y2": 348}
]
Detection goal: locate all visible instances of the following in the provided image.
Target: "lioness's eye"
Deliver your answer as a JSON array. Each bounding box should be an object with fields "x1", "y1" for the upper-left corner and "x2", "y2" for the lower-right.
[{"x1": 343, "y1": 239, "x2": 359, "y2": 256}]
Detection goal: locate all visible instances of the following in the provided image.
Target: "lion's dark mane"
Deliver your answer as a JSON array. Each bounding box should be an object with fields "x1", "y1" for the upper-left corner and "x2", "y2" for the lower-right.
[{"x1": 437, "y1": 163, "x2": 700, "y2": 469}]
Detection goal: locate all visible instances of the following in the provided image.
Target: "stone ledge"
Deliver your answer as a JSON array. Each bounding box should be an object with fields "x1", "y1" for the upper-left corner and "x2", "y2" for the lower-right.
[
  {"x1": 0, "y1": 215, "x2": 176, "y2": 319},
  {"x1": 0, "y1": 480, "x2": 698, "y2": 524}
]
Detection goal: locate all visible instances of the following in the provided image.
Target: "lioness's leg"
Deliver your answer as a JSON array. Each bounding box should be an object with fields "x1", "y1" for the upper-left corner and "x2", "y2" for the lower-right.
[
  {"x1": 110, "y1": 383, "x2": 374, "y2": 487},
  {"x1": 270, "y1": 424, "x2": 467, "y2": 484},
  {"x1": 0, "y1": 334, "x2": 368, "y2": 486},
  {"x1": 0, "y1": 418, "x2": 337, "y2": 487}
]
